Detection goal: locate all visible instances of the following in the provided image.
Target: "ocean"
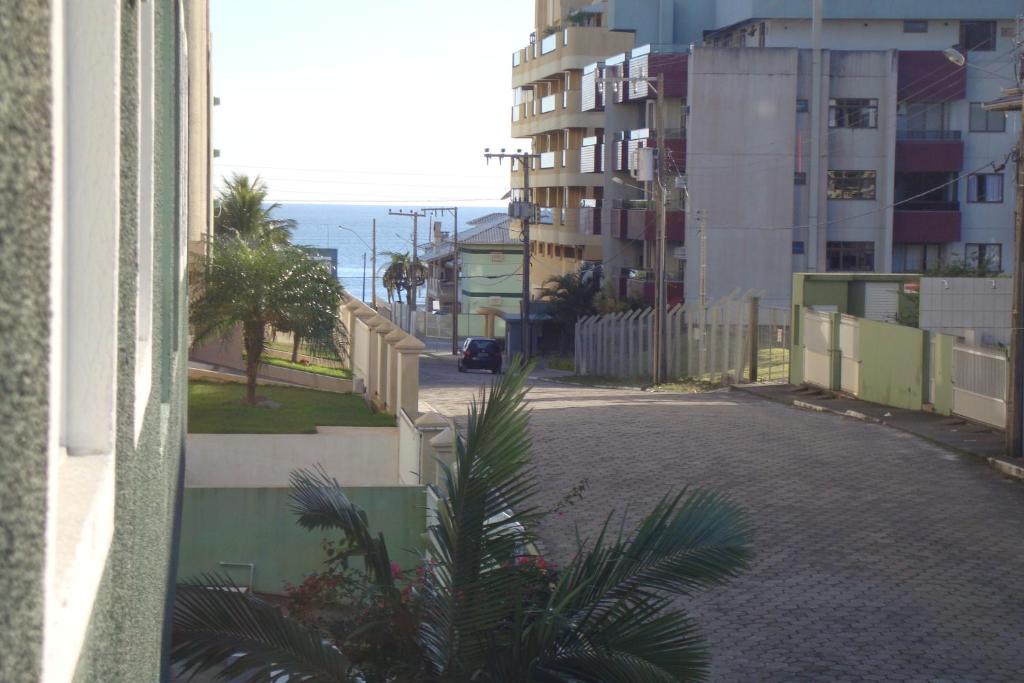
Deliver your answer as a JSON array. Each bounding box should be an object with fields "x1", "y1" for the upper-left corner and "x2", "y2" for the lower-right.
[{"x1": 277, "y1": 203, "x2": 503, "y2": 305}]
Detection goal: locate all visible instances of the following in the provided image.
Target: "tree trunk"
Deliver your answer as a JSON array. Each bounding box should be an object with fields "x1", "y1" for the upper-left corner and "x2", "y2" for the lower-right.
[
  {"x1": 291, "y1": 334, "x2": 301, "y2": 363},
  {"x1": 243, "y1": 321, "x2": 264, "y2": 405}
]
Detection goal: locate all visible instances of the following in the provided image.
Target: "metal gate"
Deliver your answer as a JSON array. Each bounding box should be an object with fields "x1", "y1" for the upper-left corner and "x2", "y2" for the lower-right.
[
  {"x1": 952, "y1": 343, "x2": 1007, "y2": 428},
  {"x1": 802, "y1": 309, "x2": 832, "y2": 389}
]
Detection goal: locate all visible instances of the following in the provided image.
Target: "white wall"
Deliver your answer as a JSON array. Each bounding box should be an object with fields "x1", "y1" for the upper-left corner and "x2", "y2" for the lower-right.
[
  {"x1": 186, "y1": 427, "x2": 402, "y2": 488},
  {"x1": 687, "y1": 47, "x2": 798, "y2": 309},
  {"x1": 919, "y1": 277, "x2": 1012, "y2": 346}
]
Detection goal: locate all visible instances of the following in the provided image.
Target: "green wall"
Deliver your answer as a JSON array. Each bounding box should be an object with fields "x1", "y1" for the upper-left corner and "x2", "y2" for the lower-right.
[
  {"x1": 178, "y1": 487, "x2": 428, "y2": 594},
  {"x1": 855, "y1": 319, "x2": 924, "y2": 410},
  {"x1": 460, "y1": 245, "x2": 522, "y2": 316},
  {"x1": 0, "y1": 1, "x2": 52, "y2": 679}
]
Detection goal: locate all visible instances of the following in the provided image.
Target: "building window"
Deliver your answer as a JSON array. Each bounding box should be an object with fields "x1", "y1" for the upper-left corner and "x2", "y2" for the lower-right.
[
  {"x1": 960, "y1": 20, "x2": 996, "y2": 52},
  {"x1": 792, "y1": 241, "x2": 805, "y2": 255},
  {"x1": 794, "y1": 171, "x2": 807, "y2": 185},
  {"x1": 894, "y1": 244, "x2": 942, "y2": 273},
  {"x1": 965, "y1": 243, "x2": 1002, "y2": 271},
  {"x1": 827, "y1": 242, "x2": 875, "y2": 272},
  {"x1": 967, "y1": 174, "x2": 1004, "y2": 203},
  {"x1": 903, "y1": 20, "x2": 928, "y2": 33},
  {"x1": 969, "y1": 102, "x2": 1006, "y2": 132},
  {"x1": 828, "y1": 170, "x2": 876, "y2": 200},
  {"x1": 895, "y1": 172, "x2": 958, "y2": 209},
  {"x1": 828, "y1": 98, "x2": 878, "y2": 128},
  {"x1": 796, "y1": 98, "x2": 809, "y2": 113},
  {"x1": 897, "y1": 102, "x2": 949, "y2": 135}
]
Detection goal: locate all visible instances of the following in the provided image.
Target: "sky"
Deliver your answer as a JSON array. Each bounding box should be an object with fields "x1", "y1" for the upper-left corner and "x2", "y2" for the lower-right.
[{"x1": 210, "y1": 0, "x2": 534, "y2": 206}]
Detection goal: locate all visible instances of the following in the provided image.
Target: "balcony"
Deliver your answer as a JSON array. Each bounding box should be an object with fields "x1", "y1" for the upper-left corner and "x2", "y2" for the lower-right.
[
  {"x1": 511, "y1": 26, "x2": 635, "y2": 89},
  {"x1": 627, "y1": 46, "x2": 688, "y2": 101},
  {"x1": 610, "y1": 204, "x2": 685, "y2": 242},
  {"x1": 510, "y1": 149, "x2": 597, "y2": 189},
  {"x1": 626, "y1": 128, "x2": 686, "y2": 172},
  {"x1": 427, "y1": 278, "x2": 456, "y2": 303},
  {"x1": 895, "y1": 130, "x2": 963, "y2": 173},
  {"x1": 580, "y1": 136, "x2": 603, "y2": 173},
  {"x1": 621, "y1": 273, "x2": 685, "y2": 307},
  {"x1": 579, "y1": 203, "x2": 602, "y2": 236},
  {"x1": 894, "y1": 202, "x2": 961, "y2": 243},
  {"x1": 581, "y1": 63, "x2": 601, "y2": 112},
  {"x1": 897, "y1": 51, "x2": 966, "y2": 102},
  {"x1": 511, "y1": 90, "x2": 600, "y2": 138}
]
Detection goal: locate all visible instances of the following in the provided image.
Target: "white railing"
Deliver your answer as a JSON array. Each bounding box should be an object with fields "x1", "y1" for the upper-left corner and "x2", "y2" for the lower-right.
[{"x1": 952, "y1": 342, "x2": 1007, "y2": 428}]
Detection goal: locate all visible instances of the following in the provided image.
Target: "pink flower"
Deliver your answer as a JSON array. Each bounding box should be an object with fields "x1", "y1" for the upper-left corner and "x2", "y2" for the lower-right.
[{"x1": 391, "y1": 562, "x2": 403, "y2": 578}]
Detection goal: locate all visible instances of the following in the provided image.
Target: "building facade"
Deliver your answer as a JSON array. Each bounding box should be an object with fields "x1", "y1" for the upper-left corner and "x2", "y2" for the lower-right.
[
  {"x1": 511, "y1": 1, "x2": 1020, "y2": 309},
  {"x1": 0, "y1": 1, "x2": 209, "y2": 681}
]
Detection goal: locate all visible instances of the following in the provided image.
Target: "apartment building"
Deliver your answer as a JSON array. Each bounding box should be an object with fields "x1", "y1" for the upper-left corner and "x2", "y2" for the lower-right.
[
  {"x1": 0, "y1": 1, "x2": 210, "y2": 681},
  {"x1": 512, "y1": 1, "x2": 1020, "y2": 309}
]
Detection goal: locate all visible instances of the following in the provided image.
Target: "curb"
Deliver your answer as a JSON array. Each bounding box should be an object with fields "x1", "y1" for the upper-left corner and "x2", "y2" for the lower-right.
[
  {"x1": 533, "y1": 376, "x2": 647, "y2": 391},
  {"x1": 733, "y1": 385, "x2": 1024, "y2": 484}
]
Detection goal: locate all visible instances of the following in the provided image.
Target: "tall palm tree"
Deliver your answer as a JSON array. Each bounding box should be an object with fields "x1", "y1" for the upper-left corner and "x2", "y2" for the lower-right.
[
  {"x1": 172, "y1": 363, "x2": 752, "y2": 681},
  {"x1": 190, "y1": 236, "x2": 345, "y2": 404},
  {"x1": 381, "y1": 251, "x2": 427, "y2": 307},
  {"x1": 215, "y1": 173, "x2": 297, "y2": 245}
]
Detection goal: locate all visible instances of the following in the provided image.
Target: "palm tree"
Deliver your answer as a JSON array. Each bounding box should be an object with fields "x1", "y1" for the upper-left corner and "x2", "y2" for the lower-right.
[
  {"x1": 543, "y1": 265, "x2": 602, "y2": 353},
  {"x1": 172, "y1": 363, "x2": 752, "y2": 681},
  {"x1": 215, "y1": 173, "x2": 296, "y2": 245},
  {"x1": 190, "y1": 236, "x2": 345, "y2": 404},
  {"x1": 381, "y1": 251, "x2": 427, "y2": 307}
]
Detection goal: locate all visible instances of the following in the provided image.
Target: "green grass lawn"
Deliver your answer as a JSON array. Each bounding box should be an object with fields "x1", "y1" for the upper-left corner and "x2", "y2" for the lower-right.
[
  {"x1": 188, "y1": 381, "x2": 394, "y2": 434},
  {"x1": 261, "y1": 355, "x2": 352, "y2": 379},
  {"x1": 542, "y1": 355, "x2": 575, "y2": 372}
]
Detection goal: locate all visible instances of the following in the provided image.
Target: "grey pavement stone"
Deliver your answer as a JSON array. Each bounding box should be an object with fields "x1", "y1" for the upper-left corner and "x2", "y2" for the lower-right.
[{"x1": 419, "y1": 356, "x2": 1024, "y2": 682}]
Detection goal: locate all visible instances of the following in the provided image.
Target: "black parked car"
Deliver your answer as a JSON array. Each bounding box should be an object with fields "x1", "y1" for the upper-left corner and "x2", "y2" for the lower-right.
[{"x1": 458, "y1": 337, "x2": 502, "y2": 374}]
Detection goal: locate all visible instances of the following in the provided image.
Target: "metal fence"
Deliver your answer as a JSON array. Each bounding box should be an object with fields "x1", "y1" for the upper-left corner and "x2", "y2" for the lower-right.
[
  {"x1": 952, "y1": 342, "x2": 1008, "y2": 428},
  {"x1": 574, "y1": 292, "x2": 790, "y2": 384}
]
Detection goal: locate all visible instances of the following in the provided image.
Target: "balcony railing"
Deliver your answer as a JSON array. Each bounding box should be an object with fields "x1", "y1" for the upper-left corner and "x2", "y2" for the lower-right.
[
  {"x1": 540, "y1": 32, "x2": 558, "y2": 55},
  {"x1": 896, "y1": 130, "x2": 962, "y2": 141}
]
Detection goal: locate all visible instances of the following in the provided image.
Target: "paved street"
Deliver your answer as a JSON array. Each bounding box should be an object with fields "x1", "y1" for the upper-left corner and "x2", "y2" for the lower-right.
[{"x1": 420, "y1": 353, "x2": 1024, "y2": 681}]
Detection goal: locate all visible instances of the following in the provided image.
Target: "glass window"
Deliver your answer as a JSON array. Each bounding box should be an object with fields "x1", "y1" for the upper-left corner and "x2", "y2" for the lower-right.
[
  {"x1": 792, "y1": 241, "x2": 805, "y2": 255},
  {"x1": 826, "y1": 242, "x2": 875, "y2": 272},
  {"x1": 794, "y1": 171, "x2": 807, "y2": 185},
  {"x1": 828, "y1": 98, "x2": 878, "y2": 128},
  {"x1": 960, "y1": 21, "x2": 996, "y2": 52},
  {"x1": 967, "y1": 174, "x2": 1004, "y2": 203},
  {"x1": 895, "y1": 172, "x2": 957, "y2": 207},
  {"x1": 796, "y1": 99, "x2": 809, "y2": 113},
  {"x1": 965, "y1": 243, "x2": 1003, "y2": 271},
  {"x1": 894, "y1": 244, "x2": 942, "y2": 273},
  {"x1": 903, "y1": 20, "x2": 928, "y2": 33},
  {"x1": 969, "y1": 103, "x2": 1006, "y2": 132},
  {"x1": 897, "y1": 102, "x2": 948, "y2": 134},
  {"x1": 828, "y1": 170, "x2": 876, "y2": 200}
]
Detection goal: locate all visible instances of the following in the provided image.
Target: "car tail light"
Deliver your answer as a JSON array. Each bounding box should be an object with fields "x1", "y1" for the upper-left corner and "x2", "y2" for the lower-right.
[{"x1": 463, "y1": 350, "x2": 471, "y2": 358}]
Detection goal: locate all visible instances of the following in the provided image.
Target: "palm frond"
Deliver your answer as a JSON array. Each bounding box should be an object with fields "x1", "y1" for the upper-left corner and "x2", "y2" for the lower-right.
[
  {"x1": 288, "y1": 465, "x2": 394, "y2": 590},
  {"x1": 172, "y1": 573, "x2": 350, "y2": 683}
]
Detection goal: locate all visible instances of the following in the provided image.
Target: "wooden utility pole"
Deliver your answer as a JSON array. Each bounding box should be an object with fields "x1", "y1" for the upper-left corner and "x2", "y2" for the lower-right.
[
  {"x1": 748, "y1": 296, "x2": 760, "y2": 383},
  {"x1": 371, "y1": 219, "x2": 377, "y2": 309},
  {"x1": 484, "y1": 149, "x2": 540, "y2": 362},
  {"x1": 388, "y1": 209, "x2": 426, "y2": 332}
]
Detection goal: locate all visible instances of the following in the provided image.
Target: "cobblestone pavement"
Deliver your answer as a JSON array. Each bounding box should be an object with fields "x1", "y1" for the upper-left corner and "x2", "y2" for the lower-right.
[{"x1": 420, "y1": 355, "x2": 1024, "y2": 681}]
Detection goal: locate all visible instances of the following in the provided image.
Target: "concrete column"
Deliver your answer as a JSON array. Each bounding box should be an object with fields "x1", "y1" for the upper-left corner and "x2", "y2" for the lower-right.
[
  {"x1": 351, "y1": 307, "x2": 376, "y2": 394},
  {"x1": 342, "y1": 299, "x2": 363, "y2": 369},
  {"x1": 384, "y1": 328, "x2": 406, "y2": 415},
  {"x1": 394, "y1": 335, "x2": 426, "y2": 419},
  {"x1": 373, "y1": 320, "x2": 394, "y2": 411},
  {"x1": 428, "y1": 426, "x2": 457, "y2": 488},
  {"x1": 414, "y1": 412, "x2": 450, "y2": 486},
  {"x1": 363, "y1": 315, "x2": 388, "y2": 402}
]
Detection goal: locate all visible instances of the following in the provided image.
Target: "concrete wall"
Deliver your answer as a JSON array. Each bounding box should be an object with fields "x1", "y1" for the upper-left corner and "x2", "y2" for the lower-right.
[
  {"x1": 186, "y1": 428, "x2": 403, "y2": 488},
  {"x1": 177, "y1": 487, "x2": 428, "y2": 594},
  {"x1": 856, "y1": 318, "x2": 925, "y2": 410},
  {"x1": 919, "y1": 277, "x2": 1012, "y2": 347},
  {"x1": 687, "y1": 47, "x2": 798, "y2": 309}
]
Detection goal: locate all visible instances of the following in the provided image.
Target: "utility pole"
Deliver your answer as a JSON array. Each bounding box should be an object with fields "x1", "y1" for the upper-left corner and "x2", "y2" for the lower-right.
[
  {"x1": 361, "y1": 252, "x2": 366, "y2": 302},
  {"x1": 388, "y1": 209, "x2": 426, "y2": 332},
  {"x1": 422, "y1": 206, "x2": 460, "y2": 354},
  {"x1": 653, "y1": 73, "x2": 667, "y2": 385},
  {"x1": 484, "y1": 148, "x2": 540, "y2": 362},
  {"x1": 371, "y1": 219, "x2": 377, "y2": 309},
  {"x1": 1013, "y1": 86, "x2": 1024, "y2": 458},
  {"x1": 698, "y1": 208, "x2": 708, "y2": 374}
]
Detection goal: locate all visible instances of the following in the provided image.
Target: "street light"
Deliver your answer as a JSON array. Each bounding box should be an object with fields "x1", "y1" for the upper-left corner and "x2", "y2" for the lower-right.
[{"x1": 338, "y1": 224, "x2": 377, "y2": 307}]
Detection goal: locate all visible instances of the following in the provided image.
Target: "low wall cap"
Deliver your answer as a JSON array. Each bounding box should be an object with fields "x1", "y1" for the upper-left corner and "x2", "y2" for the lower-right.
[
  {"x1": 429, "y1": 427, "x2": 455, "y2": 448},
  {"x1": 384, "y1": 328, "x2": 407, "y2": 342},
  {"x1": 414, "y1": 412, "x2": 449, "y2": 429},
  {"x1": 353, "y1": 307, "x2": 377, "y2": 320},
  {"x1": 394, "y1": 336, "x2": 427, "y2": 352}
]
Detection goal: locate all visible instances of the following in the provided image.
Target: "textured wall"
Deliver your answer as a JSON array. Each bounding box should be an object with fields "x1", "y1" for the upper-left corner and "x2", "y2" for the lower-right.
[
  {"x1": 72, "y1": 0, "x2": 189, "y2": 681},
  {"x1": 0, "y1": 1, "x2": 51, "y2": 681}
]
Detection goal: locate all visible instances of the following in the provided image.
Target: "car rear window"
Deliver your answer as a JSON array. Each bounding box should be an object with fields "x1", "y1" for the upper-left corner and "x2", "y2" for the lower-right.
[{"x1": 469, "y1": 340, "x2": 499, "y2": 353}]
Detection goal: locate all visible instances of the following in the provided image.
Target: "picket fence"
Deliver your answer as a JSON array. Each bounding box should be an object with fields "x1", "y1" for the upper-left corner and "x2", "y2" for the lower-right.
[{"x1": 574, "y1": 292, "x2": 790, "y2": 384}]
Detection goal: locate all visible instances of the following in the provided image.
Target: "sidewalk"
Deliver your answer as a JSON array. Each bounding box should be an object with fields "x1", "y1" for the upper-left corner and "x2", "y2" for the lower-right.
[{"x1": 733, "y1": 383, "x2": 1024, "y2": 482}]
